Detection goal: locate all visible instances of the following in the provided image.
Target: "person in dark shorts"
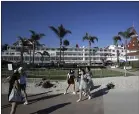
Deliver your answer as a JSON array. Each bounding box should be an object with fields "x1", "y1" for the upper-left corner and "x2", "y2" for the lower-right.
[
  {"x1": 18, "y1": 67, "x2": 28, "y2": 105},
  {"x1": 64, "y1": 69, "x2": 76, "y2": 95}
]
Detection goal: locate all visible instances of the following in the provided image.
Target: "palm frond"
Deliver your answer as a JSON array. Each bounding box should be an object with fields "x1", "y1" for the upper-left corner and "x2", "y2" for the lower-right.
[
  {"x1": 90, "y1": 36, "x2": 98, "y2": 43},
  {"x1": 83, "y1": 33, "x2": 89, "y2": 41},
  {"x1": 43, "y1": 51, "x2": 50, "y2": 56},
  {"x1": 113, "y1": 36, "x2": 121, "y2": 45},
  {"x1": 49, "y1": 26, "x2": 60, "y2": 37},
  {"x1": 35, "y1": 52, "x2": 42, "y2": 56},
  {"x1": 63, "y1": 39, "x2": 70, "y2": 46},
  {"x1": 29, "y1": 30, "x2": 36, "y2": 36}
]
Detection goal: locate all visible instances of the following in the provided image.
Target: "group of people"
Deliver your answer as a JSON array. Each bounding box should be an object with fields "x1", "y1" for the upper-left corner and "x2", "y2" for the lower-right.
[
  {"x1": 7, "y1": 67, "x2": 28, "y2": 114},
  {"x1": 64, "y1": 66, "x2": 94, "y2": 102},
  {"x1": 7, "y1": 66, "x2": 94, "y2": 114}
]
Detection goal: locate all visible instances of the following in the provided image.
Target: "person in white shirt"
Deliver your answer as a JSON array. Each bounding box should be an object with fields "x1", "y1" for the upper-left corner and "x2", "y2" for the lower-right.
[
  {"x1": 76, "y1": 69, "x2": 91, "y2": 102},
  {"x1": 18, "y1": 67, "x2": 28, "y2": 105}
]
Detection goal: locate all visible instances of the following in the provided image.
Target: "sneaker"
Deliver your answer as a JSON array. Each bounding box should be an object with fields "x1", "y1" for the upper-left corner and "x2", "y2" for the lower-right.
[
  {"x1": 76, "y1": 99, "x2": 81, "y2": 102},
  {"x1": 73, "y1": 92, "x2": 76, "y2": 94},
  {"x1": 88, "y1": 96, "x2": 92, "y2": 100},
  {"x1": 64, "y1": 92, "x2": 67, "y2": 95},
  {"x1": 24, "y1": 101, "x2": 28, "y2": 105}
]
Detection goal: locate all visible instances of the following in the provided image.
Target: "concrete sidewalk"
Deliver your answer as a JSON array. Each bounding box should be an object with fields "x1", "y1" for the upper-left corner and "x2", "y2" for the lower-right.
[{"x1": 2, "y1": 88, "x2": 139, "y2": 114}]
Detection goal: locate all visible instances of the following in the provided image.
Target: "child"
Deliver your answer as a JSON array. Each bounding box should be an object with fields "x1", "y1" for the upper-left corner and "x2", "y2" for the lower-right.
[{"x1": 64, "y1": 69, "x2": 76, "y2": 95}]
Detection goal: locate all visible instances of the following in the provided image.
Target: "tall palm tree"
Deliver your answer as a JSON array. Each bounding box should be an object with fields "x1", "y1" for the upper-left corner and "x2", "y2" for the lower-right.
[
  {"x1": 16, "y1": 36, "x2": 30, "y2": 65},
  {"x1": 2, "y1": 44, "x2": 9, "y2": 52},
  {"x1": 35, "y1": 51, "x2": 50, "y2": 64},
  {"x1": 62, "y1": 39, "x2": 70, "y2": 62},
  {"x1": 49, "y1": 24, "x2": 71, "y2": 63},
  {"x1": 29, "y1": 30, "x2": 45, "y2": 65},
  {"x1": 83, "y1": 33, "x2": 98, "y2": 66},
  {"x1": 118, "y1": 27, "x2": 134, "y2": 76},
  {"x1": 113, "y1": 35, "x2": 122, "y2": 65}
]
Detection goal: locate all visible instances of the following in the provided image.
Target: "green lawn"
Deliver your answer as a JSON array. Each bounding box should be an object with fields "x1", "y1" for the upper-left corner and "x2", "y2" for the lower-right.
[{"x1": 2, "y1": 68, "x2": 134, "y2": 80}]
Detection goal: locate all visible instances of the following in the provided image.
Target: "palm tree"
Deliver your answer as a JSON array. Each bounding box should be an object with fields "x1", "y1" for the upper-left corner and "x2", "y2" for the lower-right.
[
  {"x1": 113, "y1": 35, "x2": 122, "y2": 65},
  {"x1": 29, "y1": 30, "x2": 45, "y2": 65},
  {"x1": 118, "y1": 27, "x2": 134, "y2": 76},
  {"x1": 2, "y1": 44, "x2": 9, "y2": 52},
  {"x1": 16, "y1": 36, "x2": 30, "y2": 65},
  {"x1": 83, "y1": 33, "x2": 98, "y2": 66},
  {"x1": 35, "y1": 51, "x2": 50, "y2": 64},
  {"x1": 49, "y1": 24, "x2": 71, "y2": 63},
  {"x1": 62, "y1": 39, "x2": 70, "y2": 62}
]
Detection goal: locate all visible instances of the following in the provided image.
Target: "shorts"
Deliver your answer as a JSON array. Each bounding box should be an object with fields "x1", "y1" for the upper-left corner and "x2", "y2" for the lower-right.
[
  {"x1": 20, "y1": 84, "x2": 26, "y2": 90},
  {"x1": 67, "y1": 77, "x2": 75, "y2": 84}
]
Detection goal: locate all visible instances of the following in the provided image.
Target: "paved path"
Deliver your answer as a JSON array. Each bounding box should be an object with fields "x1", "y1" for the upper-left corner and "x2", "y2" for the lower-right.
[{"x1": 2, "y1": 88, "x2": 139, "y2": 114}]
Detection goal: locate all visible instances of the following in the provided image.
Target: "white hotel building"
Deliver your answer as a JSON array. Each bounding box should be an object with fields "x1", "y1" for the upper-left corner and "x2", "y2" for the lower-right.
[
  {"x1": 1, "y1": 44, "x2": 138, "y2": 65},
  {"x1": 2, "y1": 27, "x2": 139, "y2": 64}
]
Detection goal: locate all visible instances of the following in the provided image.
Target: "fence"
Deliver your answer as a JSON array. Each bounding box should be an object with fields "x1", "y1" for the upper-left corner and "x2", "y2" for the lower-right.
[{"x1": 1, "y1": 68, "x2": 128, "y2": 80}]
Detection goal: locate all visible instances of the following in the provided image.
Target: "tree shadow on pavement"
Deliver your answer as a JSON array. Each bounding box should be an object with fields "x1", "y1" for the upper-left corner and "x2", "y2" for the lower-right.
[
  {"x1": 30, "y1": 102, "x2": 71, "y2": 114},
  {"x1": 28, "y1": 93, "x2": 62, "y2": 105}
]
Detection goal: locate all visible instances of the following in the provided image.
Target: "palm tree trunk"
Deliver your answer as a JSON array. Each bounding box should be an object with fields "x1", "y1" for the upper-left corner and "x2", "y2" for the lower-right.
[
  {"x1": 20, "y1": 46, "x2": 24, "y2": 65},
  {"x1": 116, "y1": 45, "x2": 119, "y2": 66},
  {"x1": 32, "y1": 42, "x2": 35, "y2": 65},
  {"x1": 89, "y1": 41, "x2": 91, "y2": 66},
  {"x1": 125, "y1": 39, "x2": 127, "y2": 76},
  {"x1": 60, "y1": 39, "x2": 62, "y2": 63},
  {"x1": 63, "y1": 50, "x2": 64, "y2": 62},
  {"x1": 29, "y1": 49, "x2": 31, "y2": 64}
]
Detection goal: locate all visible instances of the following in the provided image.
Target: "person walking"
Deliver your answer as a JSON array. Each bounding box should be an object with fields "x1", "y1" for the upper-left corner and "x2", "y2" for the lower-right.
[
  {"x1": 76, "y1": 69, "x2": 91, "y2": 102},
  {"x1": 85, "y1": 66, "x2": 94, "y2": 93},
  {"x1": 18, "y1": 67, "x2": 28, "y2": 105},
  {"x1": 76, "y1": 68, "x2": 82, "y2": 92},
  {"x1": 8, "y1": 70, "x2": 22, "y2": 114},
  {"x1": 64, "y1": 69, "x2": 76, "y2": 95}
]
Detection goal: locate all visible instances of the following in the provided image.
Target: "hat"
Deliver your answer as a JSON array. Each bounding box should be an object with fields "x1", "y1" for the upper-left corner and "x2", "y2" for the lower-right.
[{"x1": 18, "y1": 67, "x2": 23, "y2": 71}]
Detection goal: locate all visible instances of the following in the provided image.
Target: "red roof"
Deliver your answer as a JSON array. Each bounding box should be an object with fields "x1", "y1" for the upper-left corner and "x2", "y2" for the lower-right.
[{"x1": 127, "y1": 37, "x2": 139, "y2": 51}]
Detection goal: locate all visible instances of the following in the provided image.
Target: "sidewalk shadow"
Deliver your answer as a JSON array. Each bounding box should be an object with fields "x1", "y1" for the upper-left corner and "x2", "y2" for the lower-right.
[
  {"x1": 30, "y1": 102, "x2": 71, "y2": 114},
  {"x1": 28, "y1": 91, "x2": 52, "y2": 97},
  {"x1": 91, "y1": 85, "x2": 101, "y2": 91},
  {"x1": 28, "y1": 93, "x2": 62, "y2": 105},
  {"x1": 1, "y1": 104, "x2": 11, "y2": 109},
  {"x1": 92, "y1": 87, "x2": 109, "y2": 98},
  {"x1": 1, "y1": 91, "x2": 53, "y2": 109}
]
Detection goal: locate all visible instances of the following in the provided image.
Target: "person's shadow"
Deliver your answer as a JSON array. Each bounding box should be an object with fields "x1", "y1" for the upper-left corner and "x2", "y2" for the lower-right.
[
  {"x1": 92, "y1": 87, "x2": 109, "y2": 98},
  {"x1": 28, "y1": 93, "x2": 62, "y2": 105},
  {"x1": 30, "y1": 102, "x2": 71, "y2": 114},
  {"x1": 1, "y1": 91, "x2": 53, "y2": 109}
]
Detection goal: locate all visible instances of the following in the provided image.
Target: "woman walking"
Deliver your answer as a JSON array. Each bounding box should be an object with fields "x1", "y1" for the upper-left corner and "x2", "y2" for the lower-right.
[
  {"x1": 8, "y1": 70, "x2": 22, "y2": 114},
  {"x1": 76, "y1": 68, "x2": 82, "y2": 91},
  {"x1": 18, "y1": 67, "x2": 28, "y2": 105},
  {"x1": 76, "y1": 69, "x2": 91, "y2": 102},
  {"x1": 64, "y1": 69, "x2": 76, "y2": 95},
  {"x1": 85, "y1": 66, "x2": 94, "y2": 93}
]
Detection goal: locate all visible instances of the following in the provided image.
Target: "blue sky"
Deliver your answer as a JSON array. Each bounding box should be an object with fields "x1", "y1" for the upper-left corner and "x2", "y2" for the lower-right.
[{"x1": 1, "y1": 1, "x2": 139, "y2": 48}]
